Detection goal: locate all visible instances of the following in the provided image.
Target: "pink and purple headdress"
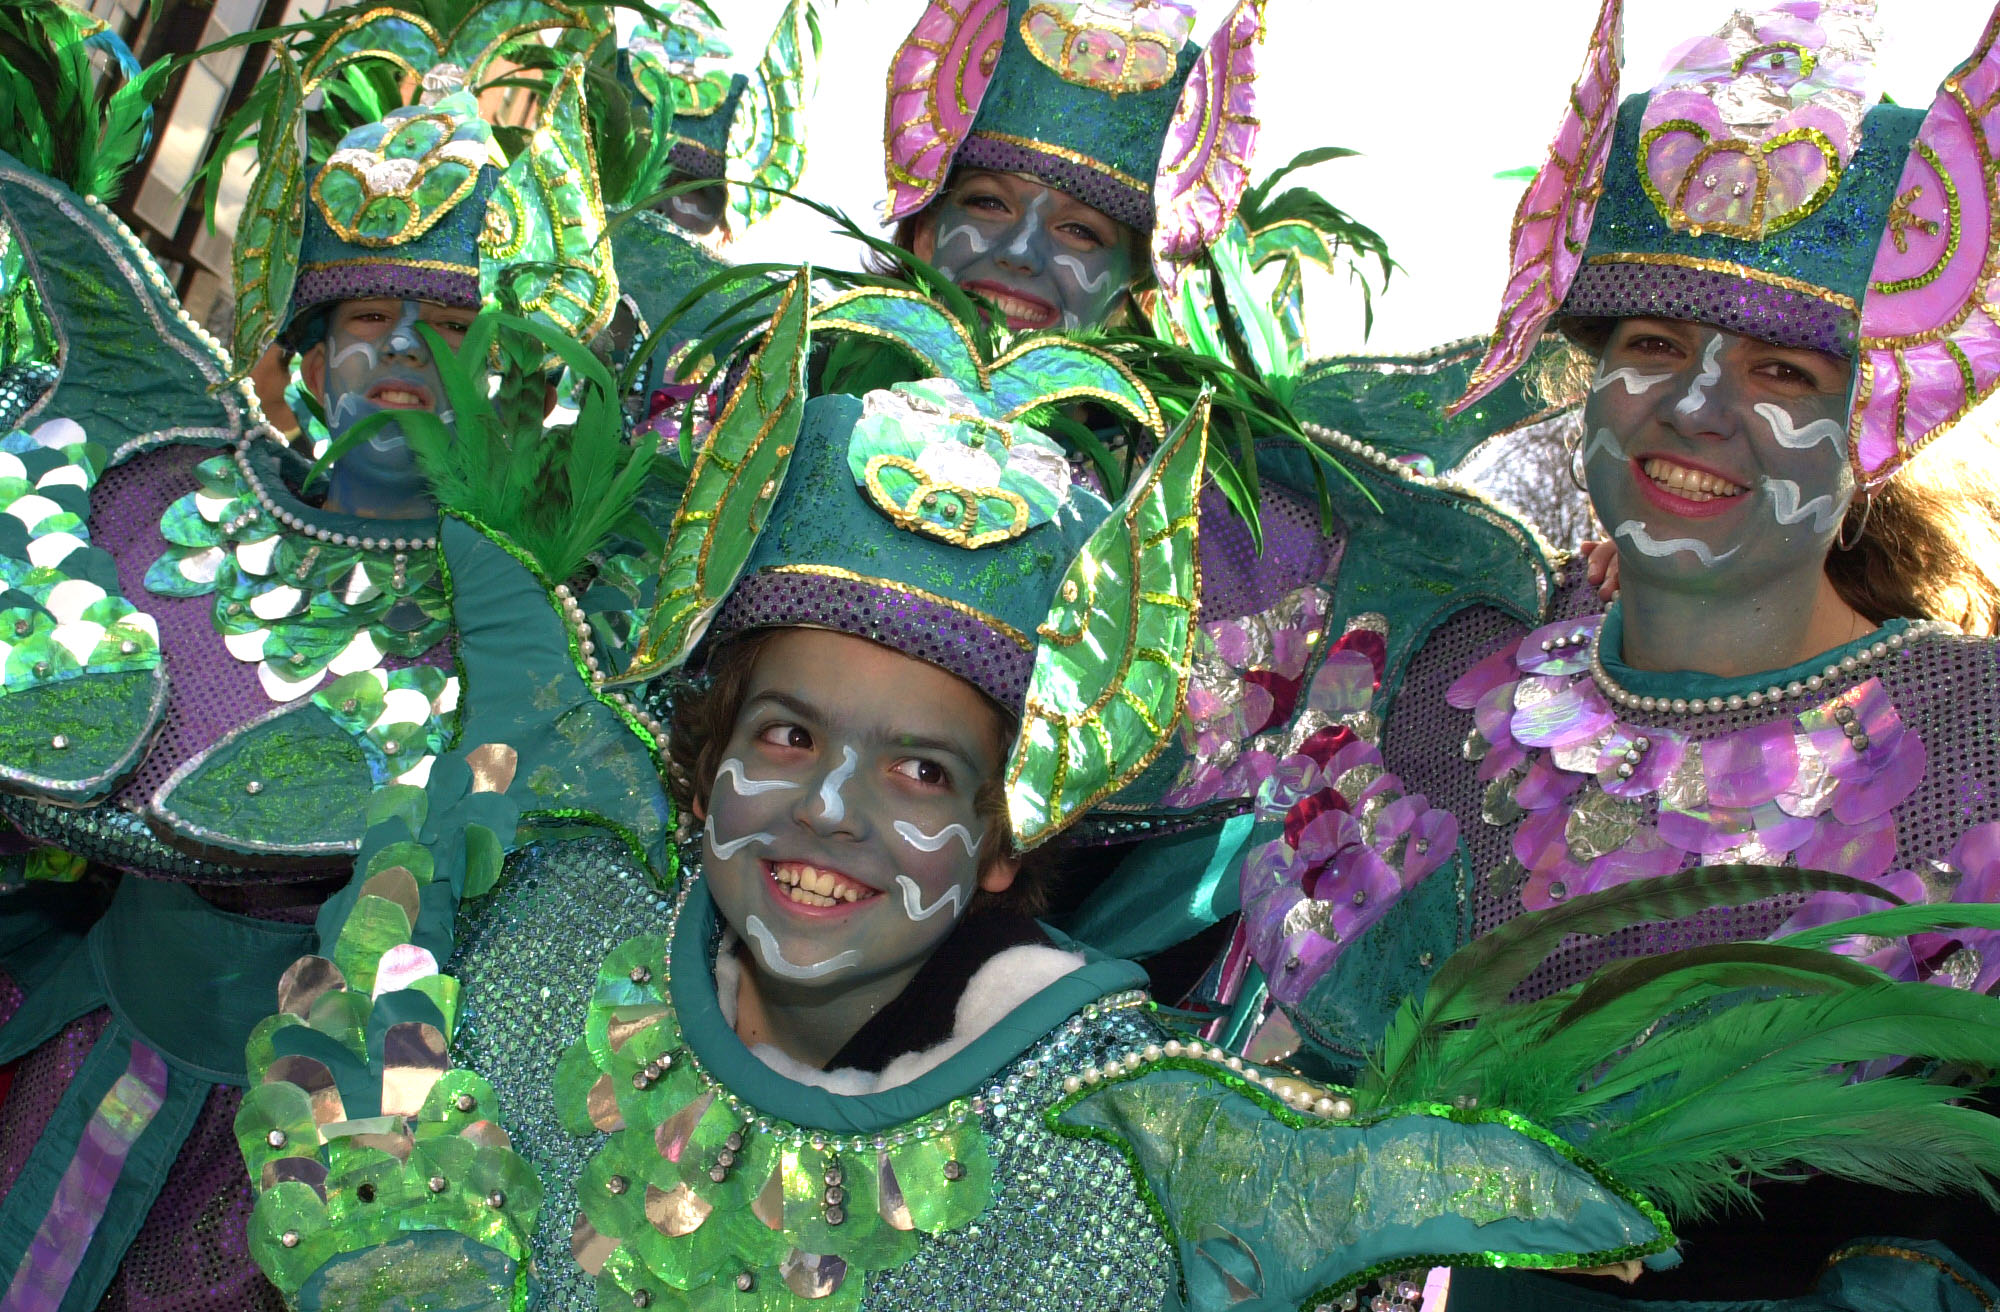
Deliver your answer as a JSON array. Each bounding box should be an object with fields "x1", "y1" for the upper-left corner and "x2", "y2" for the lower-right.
[{"x1": 1452, "y1": 0, "x2": 2000, "y2": 488}]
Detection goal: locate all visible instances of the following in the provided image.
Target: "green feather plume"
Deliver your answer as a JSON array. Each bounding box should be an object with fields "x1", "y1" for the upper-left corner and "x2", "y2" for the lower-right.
[
  {"x1": 1358, "y1": 865, "x2": 2000, "y2": 1227},
  {"x1": 0, "y1": 2, "x2": 173, "y2": 204}
]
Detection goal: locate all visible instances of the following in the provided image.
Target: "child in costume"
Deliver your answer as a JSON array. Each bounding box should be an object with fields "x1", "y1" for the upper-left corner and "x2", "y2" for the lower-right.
[
  {"x1": 1244, "y1": 0, "x2": 2000, "y2": 1303},
  {"x1": 228, "y1": 271, "x2": 2000, "y2": 1311},
  {"x1": 0, "y1": 4, "x2": 624, "y2": 1306}
]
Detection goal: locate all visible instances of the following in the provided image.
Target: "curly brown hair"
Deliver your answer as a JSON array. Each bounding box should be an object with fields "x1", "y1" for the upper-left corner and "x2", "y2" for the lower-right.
[
  {"x1": 1550, "y1": 320, "x2": 2000, "y2": 637},
  {"x1": 665, "y1": 629, "x2": 1058, "y2": 915}
]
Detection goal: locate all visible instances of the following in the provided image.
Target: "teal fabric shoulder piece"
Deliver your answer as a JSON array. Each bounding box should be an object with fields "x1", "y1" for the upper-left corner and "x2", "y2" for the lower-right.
[
  {"x1": 1293, "y1": 335, "x2": 1576, "y2": 474},
  {"x1": 0, "y1": 152, "x2": 257, "y2": 458},
  {"x1": 1053, "y1": 1064, "x2": 1671, "y2": 1311},
  {"x1": 608, "y1": 209, "x2": 731, "y2": 392}
]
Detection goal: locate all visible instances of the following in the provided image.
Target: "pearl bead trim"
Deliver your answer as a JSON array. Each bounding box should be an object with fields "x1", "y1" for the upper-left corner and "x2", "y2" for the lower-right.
[
  {"x1": 1585, "y1": 621, "x2": 1948, "y2": 714},
  {"x1": 230, "y1": 436, "x2": 439, "y2": 551}
]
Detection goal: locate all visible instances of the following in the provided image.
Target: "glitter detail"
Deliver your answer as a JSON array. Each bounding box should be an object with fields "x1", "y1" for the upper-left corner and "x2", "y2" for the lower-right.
[
  {"x1": 713, "y1": 566, "x2": 1036, "y2": 709},
  {"x1": 1564, "y1": 257, "x2": 1857, "y2": 356},
  {"x1": 956, "y1": 132, "x2": 1154, "y2": 231}
]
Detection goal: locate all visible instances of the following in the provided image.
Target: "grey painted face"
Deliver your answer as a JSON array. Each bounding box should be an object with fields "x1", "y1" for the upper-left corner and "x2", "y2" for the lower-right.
[
  {"x1": 701, "y1": 629, "x2": 1010, "y2": 999},
  {"x1": 311, "y1": 298, "x2": 472, "y2": 520},
  {"x1": 1581, "y1": 318, "x2": 1855, "y2": 596},
  {"x1": 657, "y1": 177, "x2": 727, "y2": 236},
  {"x1": 925, "y1": 170, "x2": 1134, "y2": 332}
]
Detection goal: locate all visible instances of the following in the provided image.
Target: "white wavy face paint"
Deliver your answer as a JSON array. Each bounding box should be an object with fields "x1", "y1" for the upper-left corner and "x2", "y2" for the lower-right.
[
  {"x1": 1580, "y1": 425, "x2": 1624, "y2": 467},
  {"x1": 816, "y1": 745, "x2": 859, "y2": 823},
  {"x1": 894, "y1": 874, "x2": 966, "y2": 922},
  {"x1": 1003, "y1": 191, "x2": 1053, "y2": 258},
  {"x1": 1052, "y1": 253, "x2": 1114, "y2": 293},
  {"x1": 1754, "y1": 403, "x2": 1847, "y2": 454},
  {"x1": 930, "y1": 220, "x2": 993, "y2": 279},
  {"x1": 1592, "y1": 367, "x2": 1673, "y2": 395},
  {"x1": 1613, "y1": 520, "x2": 1739, "y2": 565},
  {"x1": 1762, "y1": 478, "x2": 1850, "y2": 533},
  {"x1": 716, "y1": 758, "x2": 802, "y2": 796},
  {"x1": 744, "y1": 915, "x2": 863, "y2": 979},
  {"x1": 705, "y1": 812, "x2": 776, "y2": 861},
  {"x1": 892, "y1": 820, "x2": 980, "y2": 857},
  {"x1": 924, "y1": 172, "x2": 1134, "y2": 331},
  {"x1": 1674, "y1": 334, "x2": 1727, "y2": 415}
]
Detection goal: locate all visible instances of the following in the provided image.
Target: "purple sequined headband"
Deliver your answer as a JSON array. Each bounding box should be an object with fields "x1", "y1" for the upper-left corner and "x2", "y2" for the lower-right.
[
  {"x1": 283, "y1": 262, "x2": 481, "y2": 347},
  {"x1": 708, "y1": 568, "x2": 1035, "y2": 712},
  {"x1": 1561, "y1": 260, "x2": 1857, "y2": 357}
]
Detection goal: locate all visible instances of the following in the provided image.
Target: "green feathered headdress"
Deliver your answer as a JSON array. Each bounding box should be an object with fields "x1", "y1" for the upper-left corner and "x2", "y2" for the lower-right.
[{"x1": 0, "y1": 1, "x2": 173, "y2": 206}]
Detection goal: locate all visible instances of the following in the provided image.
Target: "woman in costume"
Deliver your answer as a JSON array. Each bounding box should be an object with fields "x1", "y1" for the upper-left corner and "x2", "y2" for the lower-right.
[
  {"x1": 1232, "y1": 0, "x2": 2000, "y2": 1302},
  {"x1": 0, "y1": 5, "x2": 623, "y2": 1306}
]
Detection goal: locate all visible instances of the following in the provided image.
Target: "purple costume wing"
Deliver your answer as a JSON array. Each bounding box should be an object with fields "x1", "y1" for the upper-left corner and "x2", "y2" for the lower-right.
[
  {"x1": 1850, "y1": 6, "x2": 2000, "y2": 486},
  {"x1": 1150, "y1": 0, "x2": 1265, "y2": 292},
  {"x1": 883, "y1": 0, "x2": 1009, "y2": 221},
  {"x1": 1449, "y1": 0, "x2": 1624, "y2": 416}
]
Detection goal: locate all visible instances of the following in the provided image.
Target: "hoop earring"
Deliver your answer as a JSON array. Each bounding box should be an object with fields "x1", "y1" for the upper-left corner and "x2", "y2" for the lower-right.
[
  {"x1": 1566, "y1": 423, "x2": 1589, "y2": 491},
  {"x1": 1836, "y1": 486, "x2": 1874, "y2": 551}
]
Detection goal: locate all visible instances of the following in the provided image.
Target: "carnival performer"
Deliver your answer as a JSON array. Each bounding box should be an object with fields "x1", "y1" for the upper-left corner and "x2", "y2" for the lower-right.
[
  {"x1": 1225, "y1": 0, "x2": 2000, "y2": 1303},
  {"x1": 0, "y1": 4, "x2": 623, "y2": 1306}
]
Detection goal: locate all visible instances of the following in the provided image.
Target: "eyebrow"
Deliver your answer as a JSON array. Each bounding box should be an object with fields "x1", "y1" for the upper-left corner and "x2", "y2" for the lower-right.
[{"x1": 744, "y1": 690, "x2": 985, "y2": 767}]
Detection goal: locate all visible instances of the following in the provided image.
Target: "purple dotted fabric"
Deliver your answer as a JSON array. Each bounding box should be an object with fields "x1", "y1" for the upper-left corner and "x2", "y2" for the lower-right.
[
  {"x1": 957, "y1": 134, "x2": 1154, "y2": 232},
  {"x1": 286, "y1": 264, "x2": 480, "y2": 344},
  {"x1": 1196, "y1": 480, "x2": 1341, "y2": 623},
  {"x1": 1563, "y1": 260, "x2": 1856, "y2": 356},
  {"x1": 711, "y1": 570, "x2": 1036, "y2": 711}
]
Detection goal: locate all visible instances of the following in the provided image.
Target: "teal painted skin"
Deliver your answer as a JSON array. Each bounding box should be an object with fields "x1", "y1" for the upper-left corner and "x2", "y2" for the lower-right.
[
  {"x1": 301, "y1": 296, "x2": 472, "y2": 521},
  {"x1": 1580, "y1": 318, "x2": 1870, "y2": 679},
  {"x1": 701, "y1": 628, "x2": 1021, "y2": 1068},
  {"x1": 915, "y1": 170, "x2": 1136, "y2": 332}
]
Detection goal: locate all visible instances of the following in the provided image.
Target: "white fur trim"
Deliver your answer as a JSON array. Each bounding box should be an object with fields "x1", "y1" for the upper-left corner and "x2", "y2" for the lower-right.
[{"x1": 713, "y1": 939, "x2": 1086, "y2": 1094}]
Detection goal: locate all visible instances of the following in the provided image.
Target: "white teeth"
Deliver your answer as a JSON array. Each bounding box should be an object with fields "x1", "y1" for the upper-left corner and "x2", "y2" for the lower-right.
[
  {"x1": 1642, "y1": 457, "x2": 1746, "y2": 501},
  {"x1": 377, "y1": 388, "x2": 425, "y2": 406}
]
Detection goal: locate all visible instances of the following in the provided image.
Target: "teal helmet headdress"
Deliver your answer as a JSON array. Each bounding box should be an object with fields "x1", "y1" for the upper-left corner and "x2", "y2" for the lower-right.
[
  {"x1": 617, "y1": 286, "x2": 1205, "y2": 848},
  {"x1": 225, "y1": 0, "x2": 621, "y2": 371},
  {"x1": 884, "y1": 0, "x2": 1268, "y2": 289},
  {"x1": 615, "y1": 0, "x2": 820, "y2": 227},
  {"x1": 1452, "y1": 0, "x2": 2000, "y2": 489}
]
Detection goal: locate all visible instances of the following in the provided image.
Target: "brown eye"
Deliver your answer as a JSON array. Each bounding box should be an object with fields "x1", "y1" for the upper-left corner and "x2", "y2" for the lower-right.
[
  {"x1": 892, "y1": 757, "x2": 950, "y2": 788},
  {"x1": 757, "y1": 722, "x2": 812, "y2": 751}
]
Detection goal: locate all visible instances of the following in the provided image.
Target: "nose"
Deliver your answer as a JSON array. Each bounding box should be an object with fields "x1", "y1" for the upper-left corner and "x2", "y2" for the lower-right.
[
  {"x1": 992, "y1": 211, "x2": 1050, "y2": 277},
  {"x1": 1663, "y1": 338, "x2": 1741, "y2": 441},
  {"x1": 382, "y1": 301, "x2": 431, "y2": 364},
  {"x1": 793, "y1": 745, "x2": 866, "y2": 839}
]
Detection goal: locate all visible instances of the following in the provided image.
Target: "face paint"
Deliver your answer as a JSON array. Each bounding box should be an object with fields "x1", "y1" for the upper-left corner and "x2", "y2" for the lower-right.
[
  {"x1": 891, "y1": 820, "x2": 980, "y2": 857},
  {"x1": 1613, "y1": 519, "x2": 1740, "y2": 565},
  {"x1": 895, "y1": 875, "x2": 964, "y2": 922},
  {"x1": 705, "y1": 812, "x2": 776, "y2": 861},
  {"x1": 701, "y1": 630, "x2": 1008, "y2": 1014},
  {"x1": 923, "y1": 170, "x2": 1135, "y2": 332},
  {"x1": 313, "y1": 297, "x2": 471, "y2": 520},
  {"x1": 1582, "y1": 316, "x2": 1856, "y2": 611},
  {"x1": 1673, "y1": 334, "x2": 1727, "y2": 414},
  {"x1": 744, "y1": 915, "x2": 863, "y2": 979},
  {"x1": 816, "y1": 746, "x2": 859, "y2": 823},
  {"x1": 1762, "y1": 478, "x2": 1849, "y2": 532}
]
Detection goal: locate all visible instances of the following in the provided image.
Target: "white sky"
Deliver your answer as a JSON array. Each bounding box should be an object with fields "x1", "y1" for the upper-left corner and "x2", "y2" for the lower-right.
[{"x1": 695, "y1": 0, "x2": 1996, "y2": 358}]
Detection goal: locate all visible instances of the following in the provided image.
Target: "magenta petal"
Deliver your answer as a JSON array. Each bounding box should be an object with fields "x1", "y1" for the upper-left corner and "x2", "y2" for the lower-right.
[
  {"x1": 1307, "y1": 648, "x2": 1381, "y2": 718},
  {"x1": 1949, "y1": 821, "x2": 2000, "y2": 901},
  {"x1": 1474, "y1": 679, "x2": 1519, "y2": 744},
  {"x1": 1477, "y1": 735, "x2": 1530, "y2": 783},
  {"x1": 1297, "y1": 808, "x2": 1363, "y2": 864},
  {"x1": 1516, "y1": 615, "x2": 1601, "y2": 677},
  {"x1": 1601, "y1": 725, "x2": 1689, "y2": 799},
  {"x1": 1522, "y1": 854, "x2": 1587, "y2": 911},
  {"x1": 1830, "y1": 731, "x2": 1926, "y2": 824},
  {"x1": 1448, "y1": 645, "x2": 1520, "y2": 710},
  {"x1": 1512, "y1": 678, "x2": 1614, "y2": 750},
  {"x1": 1402, "y1": 806, "x2": 1459, "y2": 883},
  {"x1": 1658, "y1": 804, "x2": 1762, "y2": 855},
  {"x1": 1579, "y1": 829, "x2": 1685, "y2": 893},
  {"x1": 1515, "y1": 752, "x2": 1586, "y2": 810},
  {"x1": 1796, "y1": 809, "x2": 1898, "y2": 880},
  {"x1": 1513, "y1": 807, "x2": 1572, "y2": 872},
  {"x1": 1703, "y1": 722, "x2": 1799, "y2": 809}
]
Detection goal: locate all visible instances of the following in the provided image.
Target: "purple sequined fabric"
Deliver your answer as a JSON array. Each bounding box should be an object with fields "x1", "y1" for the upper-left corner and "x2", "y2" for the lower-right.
[
  {"x1": 0, "y1": 1010, "x2": 109, "y2": 1201},
  {"x1": 668, "y1": 139, "x2": 726, "y2": 182},
  {"x1": 1563, "y1": 260, "x2": 1855, "y2": 356},
  {"x1": 96, "y1": 1086, "x2": 284, "y2": 1312},
  {"x1": 712, "y1": 569, "x2": 1035, "y2": 709},
  {"x1": 957, "y1": 134, "x2": 1154, "y2": 231},
  {"x1": 285, "y1": 264, "x2": 479, "y2": 343},
  {"x1": 1195, "y1": 481, "x2": 1339, "y2": 623},
  {"x1": 1386, "y1": 579, "x2": 2000, "y2": 999}
]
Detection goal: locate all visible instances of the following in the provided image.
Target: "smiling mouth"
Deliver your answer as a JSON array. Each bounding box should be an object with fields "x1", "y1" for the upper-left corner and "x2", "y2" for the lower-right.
[
  {"x1": 768, "y1": 860, "x2": 879, "y2": 909},
  {"x1": 961, "y1": 281, "x2": 1057, "y2": 330},
  {"x1": 367, "y1": 381, "x2": 434, "y2": 409},
  {"x1": 1638, "y1": 456, "x2": 1747, "y2": 503}
]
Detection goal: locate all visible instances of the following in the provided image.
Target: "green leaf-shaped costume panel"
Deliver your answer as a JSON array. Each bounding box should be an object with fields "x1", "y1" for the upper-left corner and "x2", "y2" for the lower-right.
[
  {"x1": 1055, "y1": 1065, "x2": 1670, "y2": 1311},
  {"x1": 1006, "y1": 396, "x2": 1209, "y2": 847},
  {"x1": 623, "y1": 271, "x2": 812, "y2": 682},
  {"x1": 727, "y1": 0, "x2": 820, "y2": 226},
  {"x1": 230, "y1": 50, "x2": 306, "y2": 382}
]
